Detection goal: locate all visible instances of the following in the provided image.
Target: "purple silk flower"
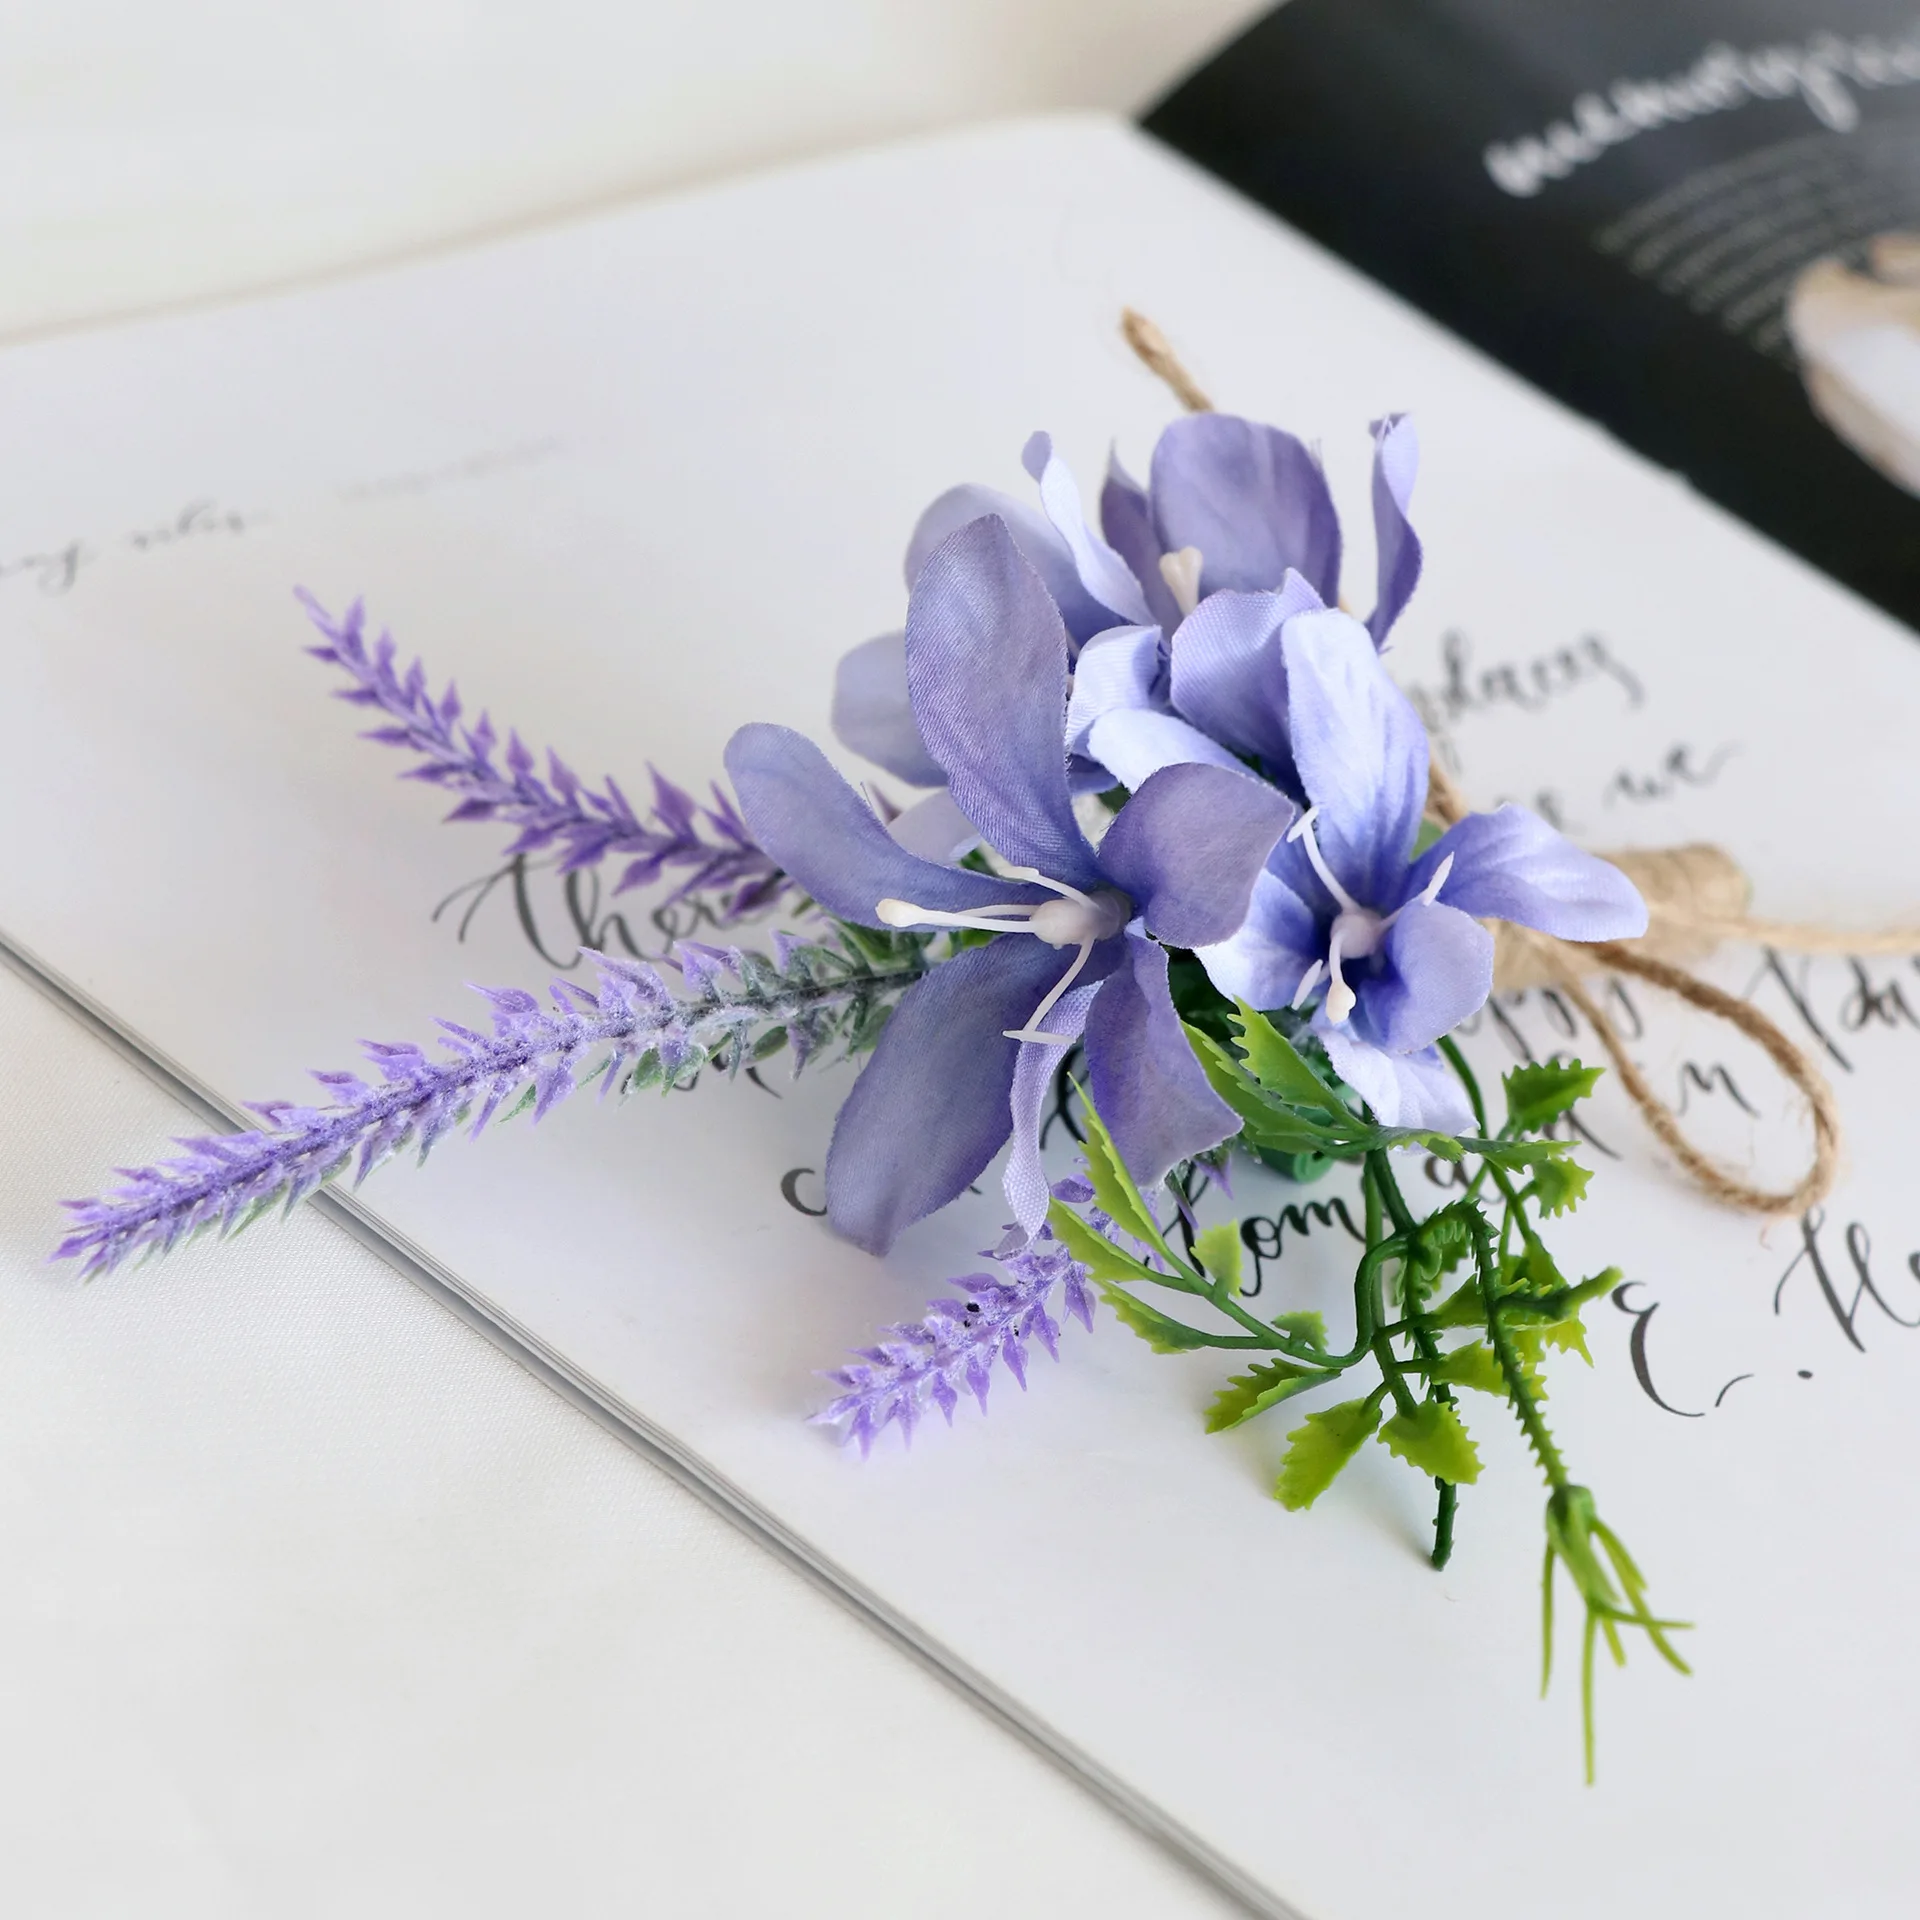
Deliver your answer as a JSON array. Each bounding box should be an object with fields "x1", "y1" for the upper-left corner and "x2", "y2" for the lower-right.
[
  {"x1": 1192, "y1": 607, "x2": 1647, "y2": 1129},
  {"x1": 1065, "y1": 414, "x2": 1420, "y2": 796},
  {"x1": 726, "y1": 515, "x2": 1291, "y2": 1254},
  {"x1": 829, "y1": 412, "x2": 1419, "y2": 840}
]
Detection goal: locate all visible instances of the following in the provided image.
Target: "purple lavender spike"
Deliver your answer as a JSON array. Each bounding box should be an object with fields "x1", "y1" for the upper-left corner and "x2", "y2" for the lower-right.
[
  {"x1": 674, "y1": 942, "x2": 733, "y2": 992},
  {"x1": 810, "y1": 1231, "x2": 1095, "y2": 1451},
  {"x1": 297, "y1": 591, "x2": 792, "y2": 927},
  {"x1": 56, "y1": 933, "x2": 917, "y2": 1280}
]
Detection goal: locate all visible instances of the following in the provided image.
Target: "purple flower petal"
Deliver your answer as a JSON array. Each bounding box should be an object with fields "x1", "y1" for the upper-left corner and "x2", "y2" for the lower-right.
[
  {"x1": 887, "y1": 787, "x2": 981, "y2": 863},
  {"x1": 1084, "y1": 707, "x2": 1247, "y2": 791},
  {"x1": 1408, "y1": 805, "x2": 1649, "y2": 941},
  {"x1": 831, "y1": 632, "x2": 947, "y2": 788},
  {"x1": 1003, "y1": 983, "x2": 1099, "y2": 1236},
  {"x1": 904, "y1": 518, "x2": 1099, "y2": 890},
  {"x1": 1099, "y1": 450, "x2": 1183, "y2": 631},
  {"x1": 1084, "y1": 935, "x2": 1238, "y2": 1193},
  {"x1": 1022, "y1": 432, "x2": 1153, "y2": 627},
  {"x1": 1315, "y1": 1026, "x2": 1471, "y2": 1131},
  {"x1": 905, "y1": 484, "x2": 1113, "y2": 647},
  {"x1": 1281, "y1": 608, "x2": 1428, "y2": 910},
  {"x1": 1097, "y1": 764, "x2": 1293, "y2": 950},
  {"x1": 1064, "y1": 624, "x2": 1164, "y2": 756},
  {"x1": 1193, "y1": 867, "x2": 1322, "y2": 1008},
  {"x1": 1366, "y1": 414, "x2": 1422, "y2": 647},
  {"x1": 1351, "y1": 899, "x2": 1494, "y2": 1053},
  {"x1": 724, "y1": 723, "x2": 1047, "y2": 925},
  {"x1": 824, "y1": 937, "x2": 1100, "y2": 1253},
  {"x1": 1150, "y1": 413, "x2": 1342, "y2": 602},
  {"x1": 1166, "y1": 579, "x2": 1321, "y2": 779}
]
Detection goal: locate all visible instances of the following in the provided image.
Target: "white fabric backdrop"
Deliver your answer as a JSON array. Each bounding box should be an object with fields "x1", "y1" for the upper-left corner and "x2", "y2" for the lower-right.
[{"x1": 0, "y1": 4, "x2": 1266, "y2": 1914}]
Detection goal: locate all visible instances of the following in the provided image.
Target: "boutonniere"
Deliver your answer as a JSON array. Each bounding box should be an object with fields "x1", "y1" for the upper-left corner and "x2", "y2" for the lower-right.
[{"x1": 68, "y1": 314, "x2": 1893, "y2": 1777}]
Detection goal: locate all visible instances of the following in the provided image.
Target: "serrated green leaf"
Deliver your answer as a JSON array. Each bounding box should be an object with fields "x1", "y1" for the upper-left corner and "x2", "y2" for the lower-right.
[
  {"x1": 1275, "y1": 1397, "x2": 1383, "y2": 1510},
  {"x1": 1184, "y1": 1026, "x2": 1345, "y2": 1152},
  {"x1": 1503, "y1": 1239, "x2": 1567, "y2": 1297},
  {"x1": 1533, "y1": 1268, "x2": 1618, "y2": 1364},
  {"x1": 1379, "y1": 1399, "x2": 1482, "y2": 1484},
  {"x1": 1094, "y1": 1280, "x2": 1216, "y2": 1353},
  {"x1": 1425, "y1": 1341, "x2": 1509, "y2": 1396},
  {"x1": 1230, "y1": 1004, "x2": 1353, "y2": 1121},
  {"x1": 1206, "y1": 1358, "x2": 1328, "y2": 1432},
  {"x1": 1568, "y1": 1266, "x2": 1623, "y2": 1311},
  {"x1": 1529, "y1": 1157, "x2": 1592, "y2": 1218},
  {"x1": 1430, "y1": 1281, "x2": 1486, "y2": 1330},
  {"x1": 1470, "y1": 1137, "x2": 1573, "y2": 1171},
  {"x1": 1410, "y1": 1208, "x2": 1471, "y2": 1284},
  {"x1": 1193, "y1": 1222, "x2": 1244, "y2": 1294},
  {"x1": 1502, "y1": 1059, "x2": 1604, "y2": 1135},
  {"x1": 1046, "y1": 1201, "x2": 1171, "y2": 1289},
  {"x1": 1541, "y1": 1318, "x2": 1592, "y2": 1361},
  {"x1": 1271, "y1": 1309, "x2": 1329, "y2": 1351},
  {"x1": 1076, "y1": 1095, "x2": 1176, "y2": 1260},
  {"x1": 1509, "y1": 1326, "x2": 1549, "y2": 1397}
]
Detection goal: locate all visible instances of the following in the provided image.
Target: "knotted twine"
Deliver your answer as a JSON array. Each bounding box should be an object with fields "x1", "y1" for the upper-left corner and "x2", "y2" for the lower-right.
[{"x1": 1119, "y1": 309, "x2": 1920, "y2": 1218}]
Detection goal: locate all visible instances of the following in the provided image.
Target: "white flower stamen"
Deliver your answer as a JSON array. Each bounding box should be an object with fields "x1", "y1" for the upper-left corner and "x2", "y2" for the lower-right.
[
  {"x1": 1286, "y1": 804, "x2": 1360, "y2": 914},
  {"x1": 1158, "y1": 546, "x2": 1204, "y2": 619},
  {"x1": 1285, "y1": 810, "x2": 1458, "y2": 1026},
  {"x1": 1414, "y1": 851, "x2": 1455, "y2": 906},
  {"x1": 876, "y1": 870, "x2": 1130, "y2": 1046}
]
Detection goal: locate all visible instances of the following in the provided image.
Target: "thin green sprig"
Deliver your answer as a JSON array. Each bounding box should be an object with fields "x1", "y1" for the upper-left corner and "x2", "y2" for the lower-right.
[{"x1": 1053, "y1": 1004, "x2": 1687, "y2": 1776}]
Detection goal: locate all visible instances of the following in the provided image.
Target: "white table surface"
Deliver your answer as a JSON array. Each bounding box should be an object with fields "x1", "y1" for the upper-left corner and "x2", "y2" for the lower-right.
[{"x1": 0, "y1": 5, "x2": 1269, "y2": 1915}]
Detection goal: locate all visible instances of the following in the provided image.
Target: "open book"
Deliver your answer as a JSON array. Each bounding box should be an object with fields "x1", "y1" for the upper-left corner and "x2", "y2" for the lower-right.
[{"x1": 4, "y1": 115, "x2": 1919, "y2": 1919}]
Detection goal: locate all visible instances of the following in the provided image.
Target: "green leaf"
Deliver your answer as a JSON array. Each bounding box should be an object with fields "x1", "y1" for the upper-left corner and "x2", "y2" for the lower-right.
[
  {"x1": 1046, "y1": 1201, "x2": 1173, "y2": 1289},
  {"x1": 1508, "y1": 1327, "x2": 1549, "y2": 1397},
  {"x1": 1542, "y1": 1317, "x2": 1592, "y2": 1361},
  {"x1": 1425, "y1": 1341, "x2": 1509, "y2": 1396},
  {"x1": 1077, "y1": 1094, "x2": 1176, "y2": 1261},
  {"x1": 1430, "y1": 1280, "x2": 1487, "y2": 1330},
  {"x1": 1271, "y1": 1309, "x2": 1329, "y2": 1351},
  {"x1": 1503, "y1": 1239, "x2": 1567, "y2": 1297},
  {"x1": 1379, "y1": 1399, "x2": 1482, "y2": 1484},
  {"x1": 1470, "y1": 1137, "x2": 1574, "y2": 1172},
  {"x1": 1529, "y1": 1157, "x2": 1593, "y2": 1219},
  {"x1": 1275, "y1": 1397, "x2": 1383, "y2": 1510},
  {"x1": 1404, "y1": 1205, "x2": 1472, "y2": 1299},
  {"x1": 1535, "y1": 1268, "x2": 1620, "y2": 1364},
  {"x1": 1502, "y1": 1059, "x2": 1604, "y2": 1135},
  {"x1": 1094, "y1": 1280, "x2": 1217, "y2": 1354},
  {"x1": 1205, "y1": 1358, "x2": 1329, "y2": 1432},
  {"x1": 1193, "y1": 1222, "x2": 1244, "y2": 1294},
  {"x1": 1229, "y1": 1004, "x2": 1353, "y2": 1121},
  {"x1": 1184, "y1": 1026, "x2": 1345, "y2": 1152}
]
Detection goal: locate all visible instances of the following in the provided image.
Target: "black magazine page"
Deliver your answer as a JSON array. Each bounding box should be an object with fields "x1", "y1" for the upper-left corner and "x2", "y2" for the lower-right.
[{"x1": 1147, "y1": 1, "x2": 1920, "y2": 630}]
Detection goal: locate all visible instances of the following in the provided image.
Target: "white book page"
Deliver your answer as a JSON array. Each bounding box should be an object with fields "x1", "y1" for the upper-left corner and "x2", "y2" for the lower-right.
[{"x1": 2, "y1": 115, "x2": 1918, "y2": 1919}]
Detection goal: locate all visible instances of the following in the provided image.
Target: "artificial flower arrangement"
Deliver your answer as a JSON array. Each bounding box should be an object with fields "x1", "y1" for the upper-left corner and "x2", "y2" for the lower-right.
[{"x1": 59, "y1": 357, "x2": 1698, "y2": 1775}]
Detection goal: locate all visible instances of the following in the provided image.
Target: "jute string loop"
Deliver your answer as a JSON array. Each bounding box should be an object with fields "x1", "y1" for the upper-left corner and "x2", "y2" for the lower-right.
[{"x1": 1116, "y1": 308, "x2": 1920, "y2": 1219}]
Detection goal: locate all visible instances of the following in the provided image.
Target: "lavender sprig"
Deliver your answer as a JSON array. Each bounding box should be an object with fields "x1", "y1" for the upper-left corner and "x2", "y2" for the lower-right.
[
  {"x1": 812, "y1": 1197, "x2": 1099, "y2": 1455},
  {"x1": 57, "y1": 934, "x2": 927, "y2": 1279},
  {"x1": 299, "y1": 591, "x2": 790, "y2": 924}
]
